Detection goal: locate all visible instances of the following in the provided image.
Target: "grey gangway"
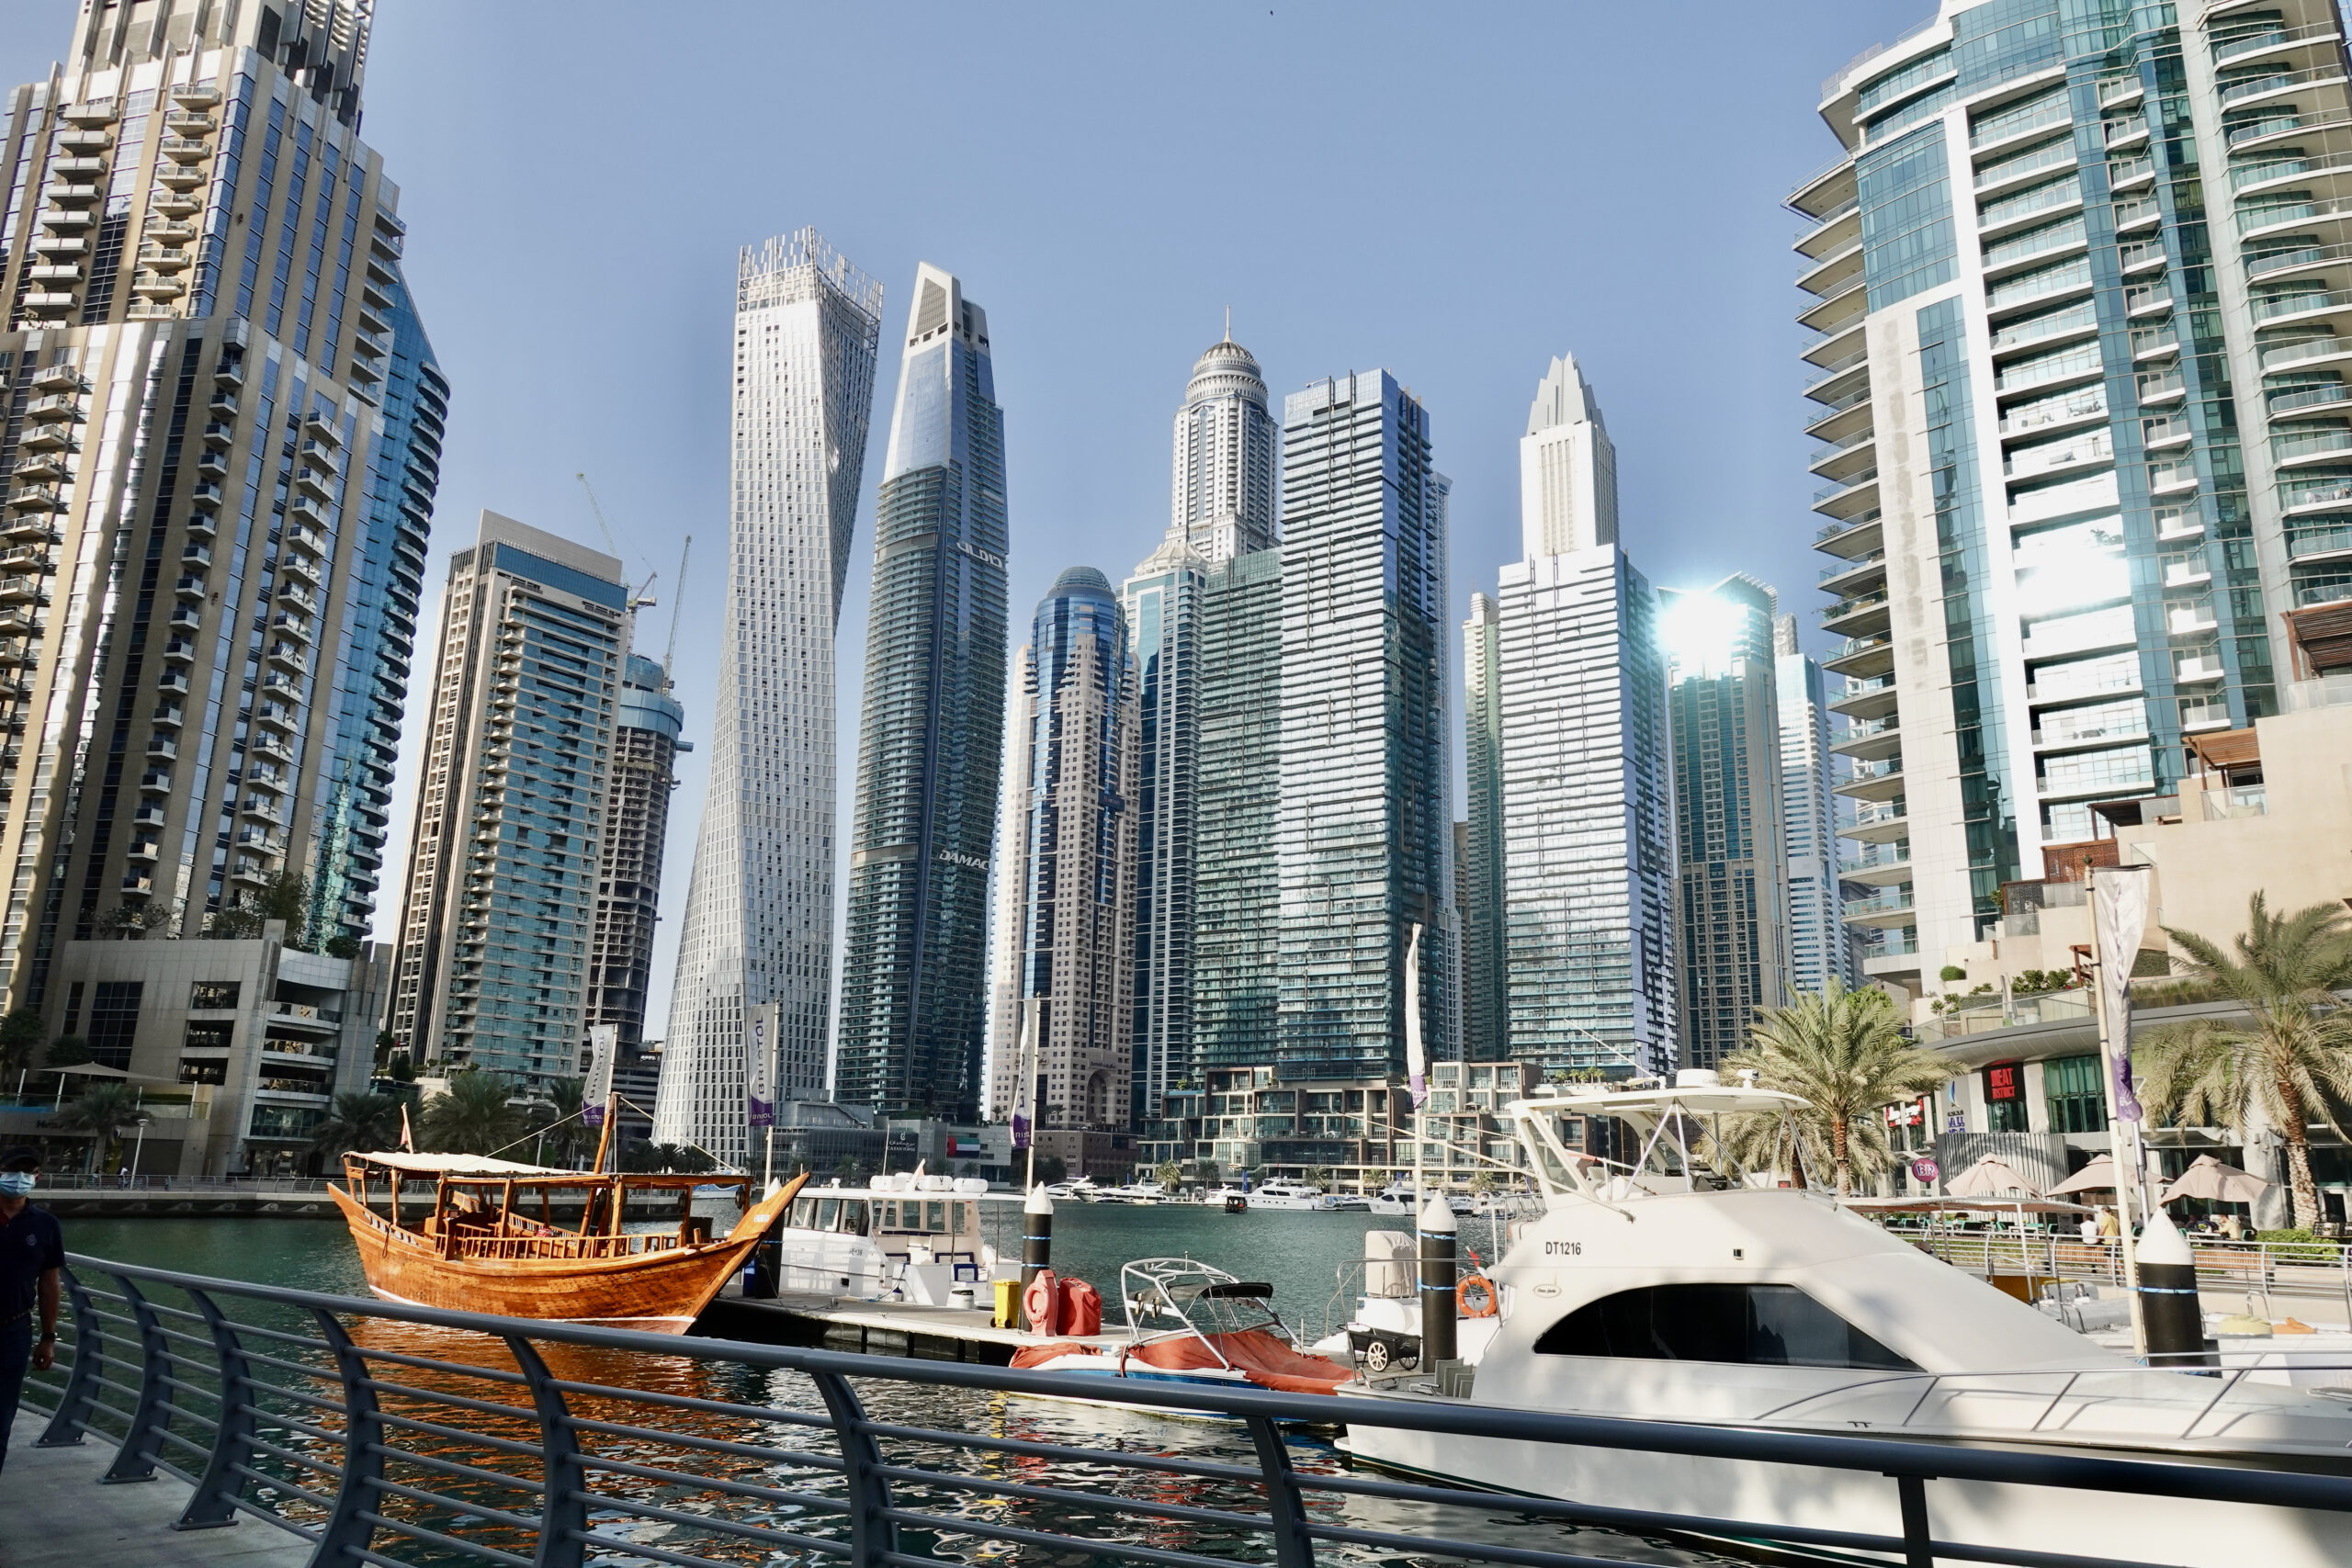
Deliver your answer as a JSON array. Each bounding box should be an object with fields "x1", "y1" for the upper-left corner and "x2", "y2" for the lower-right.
[{"x1": 25, "y1": 1256, "x2": 2352, "y2": 1568}]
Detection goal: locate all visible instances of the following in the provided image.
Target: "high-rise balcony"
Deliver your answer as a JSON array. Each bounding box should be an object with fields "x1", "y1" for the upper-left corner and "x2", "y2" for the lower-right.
[
  {"x1": 172, "y1": 83, "x2": 222, "y2": 110},
  {"x1": 21, "y1": 293, "x2": 76, "y2": 319},
  {"x1": 154, "y1": 162, "x2": 206, "y2": 191},
  {"x1": 1832, "y1": 714, "x2": 1902, "y2": 761},
  {"x1": 135, "y1": 243, "x2": 191, "y2": 274},
  {"x1": 149, "y1": 188, "x2": 200, "y2": 218},
  {"x1": 1819, "y1": 590, "x2": 1891, "y2": 637},
  {"x1": 55, "y1": 129, "x2": 109, "y2": 152},
  {"x1": 1817, "y1": 550, "x2": 1886, "y2": 598},
  {"x1": 157, "y1": 136, "x2": 210, "y2": 165},
  {"x1": 47, "y1": 154, "x2": 102, "y2": 179},
  {"x1": 1807, "y1": 426, "x2": 1877, "y2": 479},
  {"x1": 2213, "y1": 20, "x2": 2344, "y2": 70},
  {"x1": 1836, "y1": 754, "x2": 1906, "y2": 802},
  {"x1": 144, "y1": 219, "x2": 198, "y2": 246},
  {"x1": 1843, "y1": 887, "x2": 1918, "y2": 927},
  {"x1": 28, "y1": 236, "x2": 86, "y2": 262},
  {"x1": 183, "y1": 513, "x2": 216, "y2": 540},
  {"x1": 130, "y1": 272, "x2": 187, "y2": 300},
  {"x1": 139, "y1": 769, "x2": 173, "y2": 794},
  {"x1": 163, "y1": 109, "x2": 215, "y2": 136},
  {"x1": 1837, "y1": 840, "x2": 1912, "y2": 886},
  {"x1": 187, "y1": 480, "x2": 224, "y2": 511},
  {"x1": 1829, "y1": 672, "x2": 1899, "y2": 722},
  {"x1": 1823, "y1": 630, "x2": 1894, "y2": 679},
  {"x1": 41, "y1": 183, "x2": 99, "y2": 208},
  {"x1": 25, "y1": 265, "x2": 79, "y2": 288},
  {"x1": 36, "y1": 205, "x2": 93, "y2": 231},
  {"x1": 173, "y1": 574, "x2": 208, "y2": 601},
  {"x1": 1811, "y1": 467, "x2": 1880, "y2": 518}
]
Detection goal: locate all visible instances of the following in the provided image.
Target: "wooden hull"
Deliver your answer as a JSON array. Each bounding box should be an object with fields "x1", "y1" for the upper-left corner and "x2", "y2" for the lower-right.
[{"x1": 331, "y1": 1182, "x2": 783, "y2": 1334}]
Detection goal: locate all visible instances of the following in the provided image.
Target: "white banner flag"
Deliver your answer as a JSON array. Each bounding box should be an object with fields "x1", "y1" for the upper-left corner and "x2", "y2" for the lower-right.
[
  {"x1": 582, "y1": 1025, "x2": 616, "y2": 1126},
  {"x1": 2090, "y1": 866, "x2": 2153, "y2": 1122},
  {"x1": 1011, "y1": 999, "x2": 1040, "y2": 1149},
  {"x1": 746, "y1": 1006, "x2": 775, "y2": 1130},
  {"x1": 1404, "y1": 923, "x2": 1428, "y2": 1109}
]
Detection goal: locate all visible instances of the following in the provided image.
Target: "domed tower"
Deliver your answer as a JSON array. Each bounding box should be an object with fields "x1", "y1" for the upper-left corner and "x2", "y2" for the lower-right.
[{"x1": 1171, "y1": 329, "x2": 1279, "y2": 561}]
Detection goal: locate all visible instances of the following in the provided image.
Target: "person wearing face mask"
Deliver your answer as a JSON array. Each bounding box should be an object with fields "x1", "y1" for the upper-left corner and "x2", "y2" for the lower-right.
[{"x1": 0, "y1": 1147, "x2": 61, "y2": 1472}]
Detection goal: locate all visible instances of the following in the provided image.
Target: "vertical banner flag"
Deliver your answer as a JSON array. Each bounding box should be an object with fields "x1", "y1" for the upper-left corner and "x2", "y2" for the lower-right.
[
  {"x1": 582, "y1": 1025, "x2": 616, "y2": 1126},
  {"x1": 1011, "y1": 999, "x2": 1041, "y2": 1150},
  {"x1": 2090, "y1": 866, "x2": 2152, "y2": 1122},
  {"x1": 746, "y1": 1007, "x2": 775, "y2": 1131},
  {"x1": 1405, "y1": 922, "x2": 1429, "y2": 1109}
]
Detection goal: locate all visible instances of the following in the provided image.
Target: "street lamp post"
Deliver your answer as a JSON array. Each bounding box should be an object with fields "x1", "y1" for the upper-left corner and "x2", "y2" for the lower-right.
[{"x1": 129, "y1": 1114, "x2": 153, "y2": 1186}]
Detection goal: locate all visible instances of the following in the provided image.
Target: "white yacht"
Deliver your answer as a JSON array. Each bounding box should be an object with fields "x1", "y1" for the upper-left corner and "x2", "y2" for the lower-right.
[
  {"x1": 1239, "y1": 1179, "x2": 1329, "y2": 1212},
  {"x1": 1337, "y1": 1074, "x2": 2352, "y2": 1568},
  {"x1": 763, "y1": 1172, "x2": 1019, "y2": 1303},
  {"x1": 1093, "y1": 1179, "x2": 1167, "y2": 1205}
]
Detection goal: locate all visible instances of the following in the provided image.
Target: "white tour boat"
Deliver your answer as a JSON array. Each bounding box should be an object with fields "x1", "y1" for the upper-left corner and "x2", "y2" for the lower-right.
[
  {"x1": 763, "y1": 1172, "x2": 1020, "y2": 1303},
  {"x1": 1337, "y1": 1073, "x2": 2352, "y2": 1568}
]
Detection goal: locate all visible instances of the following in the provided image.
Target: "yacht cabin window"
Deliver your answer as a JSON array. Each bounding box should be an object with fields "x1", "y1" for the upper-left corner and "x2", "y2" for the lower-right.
[{"x1": 1532, "y1": 1284, "x2": 1916, "y2": 1371}]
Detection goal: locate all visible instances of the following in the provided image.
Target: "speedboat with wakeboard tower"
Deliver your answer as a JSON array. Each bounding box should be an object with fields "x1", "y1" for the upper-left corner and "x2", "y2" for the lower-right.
[{"x1": 1336, "y1": 1071, "x2": 2352, "y2": 1568}]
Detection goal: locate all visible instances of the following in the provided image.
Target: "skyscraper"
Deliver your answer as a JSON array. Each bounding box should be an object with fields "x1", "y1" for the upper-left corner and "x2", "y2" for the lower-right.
[
  {"x1": 389, "y1": 513, "x2": 627, "y2": 1089},
  {"x1": 987, "y1": 568, "x2": 1136, "y2": 1133},
  {"x1": 656, "y1": 232, "x2": 881, "y2": 1165},
  {"x1": 1192, "y1": 545, "x2": 1284, "y2": 1073},
  {"x1": 1662, "y1": 574, "x2": 1789, "y2": 1070},
  {"x1": 1487, "y1": 353, "x2": 1676, "y2": 1077},
  {"x1": 1461, "y1": 591, "x2": 1506, "y2": 1060},
  {"x1": 585, "y1": 653, "x2": 685, "y2": 1054},
  {"x1": 836, "y1": 264, "x2": 1008, "y2": 1120},
  {"x1": 0, "y1": 0, "x2": 443, "y2": 1007},
  {"x1": 1276, "y1": 371, "x2": 1453, "y2": 1080},
  {"x1": 1792, "y1": 0, "x2": 2352, "y2": 993},
  {"x1": 1124, "y1": 332, "x2": 1279, "y2": 1116},
  {"x1": 1775, "y1": 614, "x2": 1863, "y2": 996}
]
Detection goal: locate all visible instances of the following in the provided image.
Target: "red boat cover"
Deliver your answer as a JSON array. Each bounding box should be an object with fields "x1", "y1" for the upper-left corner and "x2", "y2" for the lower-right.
[{"x1": 1010, "y1": 1328, "x2": 1350, "y2": 1394}]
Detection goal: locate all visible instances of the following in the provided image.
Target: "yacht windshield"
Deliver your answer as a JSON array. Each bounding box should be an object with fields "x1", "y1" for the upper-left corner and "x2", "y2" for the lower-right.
[{"x1": 1532, "y1": 1284, "x2": 1916, "y2": 1371}]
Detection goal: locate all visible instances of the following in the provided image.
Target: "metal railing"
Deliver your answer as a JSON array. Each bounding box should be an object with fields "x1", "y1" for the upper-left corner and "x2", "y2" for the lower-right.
[
  {"x1": 1887, "y1": 1224, "x2": 2352, "y2": 1324},
  {"x1": 30, "y1": 1253, "x2": 2352, "y2": 1568}
]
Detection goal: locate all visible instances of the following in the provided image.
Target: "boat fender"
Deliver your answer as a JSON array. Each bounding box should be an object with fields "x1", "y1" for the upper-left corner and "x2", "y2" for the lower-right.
[
  {"x1": 1059, "y1": 1277, "x2": 1103, "y2": 1337},
  {"x1": 1456, "y1": 1274, "x2": 1498, "y2": 1318},
  {"x1": 1024, "y1": 1269, "x2": 1062, "y2": 1336}
]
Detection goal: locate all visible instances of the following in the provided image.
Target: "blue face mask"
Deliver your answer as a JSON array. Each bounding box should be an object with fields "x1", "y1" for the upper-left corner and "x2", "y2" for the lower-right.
[{"x1": 0, "y1": 1173, "x2": 35, "y2": 1197}]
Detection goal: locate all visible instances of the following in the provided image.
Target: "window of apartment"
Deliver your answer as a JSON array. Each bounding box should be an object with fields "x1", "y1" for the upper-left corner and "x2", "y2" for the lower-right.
[
  {"x1": 62, "y1": 982, "x2": 84, "y2": 1037},
  {"x1": 1984, "y1": 1060, "x2": 2031, "y2": 1133},
  {"x1": 183, "y1": 1021, "x2": 234, "y2": 1051},
  {"x1": 191, "y1": 981, "x2": 242, "y2": 1010},
  {"x1": 88, "y1": 982, "x2": 143, "y2": 1071},
  {"x1": 2043, "y1": 1053, "x2": 2108, "y2": 1134},
  {"x1": 178, "y1": 1057, "x2": 227, "y2": 1085}
]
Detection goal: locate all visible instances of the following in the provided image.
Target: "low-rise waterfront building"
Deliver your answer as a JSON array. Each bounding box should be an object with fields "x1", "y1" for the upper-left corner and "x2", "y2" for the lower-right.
[{"x1": 11, "y1": 924, "x2": 386, "y2": 1177}]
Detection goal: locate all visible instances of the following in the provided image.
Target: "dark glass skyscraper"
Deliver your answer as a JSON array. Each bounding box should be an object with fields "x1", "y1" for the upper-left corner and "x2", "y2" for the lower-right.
[{"x1": 836, "y1": 265, "x2": 1007, "y2": 1119}]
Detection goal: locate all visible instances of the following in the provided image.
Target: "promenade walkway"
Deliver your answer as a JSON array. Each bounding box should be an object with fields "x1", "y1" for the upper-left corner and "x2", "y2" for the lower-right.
[{"x1": 0, "y1": 1413, "x2": 307, "y2": 1568}]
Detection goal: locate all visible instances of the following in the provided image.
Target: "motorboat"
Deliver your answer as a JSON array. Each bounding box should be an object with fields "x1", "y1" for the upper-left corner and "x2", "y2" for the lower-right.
[
  {"x1": 1367, "y1": 1179, "x2": 1415, "y2": 1217},
  {"x1": 1011, "y1": 1258, "x2": 1351, "y2": 1404},
  {"x1": 759, "y1": 1171, "x2": 1021, "y2": 1303},
  {"x1": 1336, "y1": 1071, "x2": 2352, "y2": 1568},
  {"x1": 1042, "y1": 1176, "x2": 1101, "y2": 1202},
  {"x1": 1091, "y1": 1179, "x2": 1167, "y2": 1205},
  {"x1": 1239, "y1": 1179, "x2": 1329, "y2": 1212}
]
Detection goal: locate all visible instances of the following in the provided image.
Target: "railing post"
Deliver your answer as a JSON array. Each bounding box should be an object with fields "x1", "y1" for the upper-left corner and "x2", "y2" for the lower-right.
[
  {"x1": 308, "y1": 1308, "x2": 385, "y2": 1568},
  {"x1": 505, "y1": 1336, "x2": 586, "y2": 1568},
  {"x1": 102, "y1": 1274, "x2": 172, "y2": 1483},
  {"x1": 175, "y1": 1287, "x2": 257, "y2": 1529},
  {"x1": 36, "y1": 1267, "x2": 101, "y2": 1448},
  {"x1": 1893, "y1": 1472, "x2": 1932, "y2": 1568},
  {"x1": 809, "y1": 1368, "x2": 898, "y2": 1566},
  {"x1": 1243, "y1": 1414, "x2": 1316, "y2": 1568}
]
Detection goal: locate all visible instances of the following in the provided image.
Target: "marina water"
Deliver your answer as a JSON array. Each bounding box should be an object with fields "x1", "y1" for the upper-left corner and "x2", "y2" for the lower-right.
[{"x1": 66, "y1": 1201, "x2": 1728, "y2": 1566}]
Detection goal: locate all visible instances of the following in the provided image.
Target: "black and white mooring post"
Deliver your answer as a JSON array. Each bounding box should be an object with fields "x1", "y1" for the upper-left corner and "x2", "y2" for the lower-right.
[
  {"x1": 1019, "y1": 1185, "x2": 1055, "y2": 1330},
  {"x1": 1419, "y1": 1192, "x2": 1458, "y2": 1367},
  {"x1": 2135, "y1": 1205, "x2": 2209, "y2": 1367}
]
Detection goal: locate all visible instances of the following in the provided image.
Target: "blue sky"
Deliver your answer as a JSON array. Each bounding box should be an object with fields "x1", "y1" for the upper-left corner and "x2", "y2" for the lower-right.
[{"x1": 10, "y1": 0, "x2": 1899, "y2": 1029}]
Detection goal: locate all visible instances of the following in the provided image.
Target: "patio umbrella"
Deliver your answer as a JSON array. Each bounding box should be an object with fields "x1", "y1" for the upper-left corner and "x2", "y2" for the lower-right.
[
  {"x1": 2048, "y1": 1155, "x2": 2119, "y2": 1196},
  {"x1": 1945, "y1": 1155, "x2": 2043, "y2": 1198},
  {"x1": 2159, "y1": 1154, "x2": 2273, "y2": 1206}
]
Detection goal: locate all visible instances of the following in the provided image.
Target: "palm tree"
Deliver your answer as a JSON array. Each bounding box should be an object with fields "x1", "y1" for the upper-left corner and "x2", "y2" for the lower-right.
[
  {"x1": 530, "y1": 1077, "x2": 595, "y2": 1168},
  {"x1": 60, "y1": 1082, "x2": 142, "y2": 1172},
  {"x1": 1716, "y1": 979, "x2": 1958, "y2": 1195},
  {"x1": 417, "y1": 1071, "x2": 525, "y2": 1156},
  {"x1": 311, "y1": 1092, "x2": 404, "y2": 1160},
  {"x1": 1153, "y1": 1159, "x2": 1183, "y2": 1191},
  {"x1": 2137, "y1": 893, "x2": 2352, "y2": 1230}
]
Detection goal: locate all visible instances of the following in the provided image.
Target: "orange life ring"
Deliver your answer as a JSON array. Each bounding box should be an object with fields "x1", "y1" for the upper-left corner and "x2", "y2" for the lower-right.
[
  {"x1": 1455, "y1": 1273, "x2": 1498, "y2": 1318},
  {"x1": 1023, "y1": 1269, "x2": 1061, "y2": 1336}
]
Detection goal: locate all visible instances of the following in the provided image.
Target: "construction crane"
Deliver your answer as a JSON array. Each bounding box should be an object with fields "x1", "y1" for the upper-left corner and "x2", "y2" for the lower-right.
[
  {"x1": 574, "y1": 472, "x2": 660, "y2": 615},
  {"x1": 662, "y1": 536, "x2": 692, "y2": 690}
]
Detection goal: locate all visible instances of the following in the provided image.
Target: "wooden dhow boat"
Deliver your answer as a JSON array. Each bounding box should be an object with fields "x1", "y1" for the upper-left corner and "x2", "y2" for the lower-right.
[{"x1": 331, "y1": 1150, "x2": 803, "y2": 1333}]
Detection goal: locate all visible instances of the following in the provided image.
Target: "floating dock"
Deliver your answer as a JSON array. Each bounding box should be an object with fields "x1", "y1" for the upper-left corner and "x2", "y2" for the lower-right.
[{"x1": 700, "y1": 1281, "x2": 1126, "y2": 1366}]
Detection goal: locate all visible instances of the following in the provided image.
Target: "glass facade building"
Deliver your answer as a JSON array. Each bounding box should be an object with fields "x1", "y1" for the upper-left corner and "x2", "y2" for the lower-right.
[
  {"x1": 0, "y1": 0, "x2": 442, "y2": 1011},
  {"x1": 1192, "y1": 546, "x2": 1284, "y2": 1073},
  {"x1": 1661, "y1": 574, "x2": 1789, "y2": 1070},
  {"x1": 1461, "y1": 591, "x2": 1506, "y2": 1060},
  {"x1": 986, "y1": 569, "x2": 1136, "y2": 1132},
  {"x1": 656, "y1": 231, "x2": 881, "y2": 1165},
  {"x1": 1120, "y1": 333, "x2": 1279, "y2": 1118},
  {"x1": 1793, "y1": 0, "x2": 2352, "y2": 993},
  {"x1": 388, "y1": 513, "x2": 627, "y2": 1089},
  {"x1": 1775, "y1": 614, "x2": 1866, "y2": 996},
  {"x1": 1275, "y1": 371, "x2": 1455, "y2": 1081},
  {"x1": 585, "y1": 653, "x2": 684, "y2": 1054},
  {"x1": 836, "y1": 264, "x2": 1008, "y2": 1120}
]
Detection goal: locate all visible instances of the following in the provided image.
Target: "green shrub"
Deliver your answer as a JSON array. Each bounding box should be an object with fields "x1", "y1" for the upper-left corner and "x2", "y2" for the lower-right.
[{"x1": 2256, "y1": 1227, "x2": 2338, "y2": 1262}]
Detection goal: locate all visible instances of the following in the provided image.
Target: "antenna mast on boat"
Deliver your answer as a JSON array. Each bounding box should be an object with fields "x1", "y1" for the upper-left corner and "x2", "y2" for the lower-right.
[{"x1": 1406, "y1": 923, "x2": 1428, "y2": 1212}]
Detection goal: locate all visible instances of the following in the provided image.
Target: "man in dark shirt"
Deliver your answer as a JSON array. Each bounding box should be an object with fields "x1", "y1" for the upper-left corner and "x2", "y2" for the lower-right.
[{"x1": 0, "y1": 1146, "x2": 62, "y2": 1473}]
